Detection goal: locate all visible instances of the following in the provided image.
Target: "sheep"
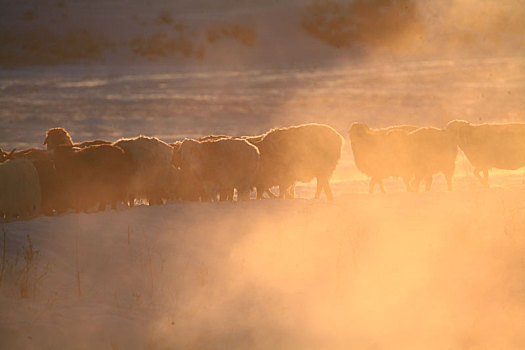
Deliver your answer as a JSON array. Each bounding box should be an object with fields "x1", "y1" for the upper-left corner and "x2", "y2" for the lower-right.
[
  {"x1": 179, "y1": 138, "x2": 260, "y2": 201},
  {"x1": 169, "y1": 141, "x2": 183, "y2": 169},
  {"x1": 197, "y1": 135, "x2": 231, "y2": 142},
  {"x1": 43, "y1": 127, "x2": 110, "y2": 151},
  {"x1": 170, "y1": 139, "x2": 222, "y2": 201},
  {"x1": 173, "y1": 134, "x2": 271, "y2": 199},
  {"x1": 171, "y1": 135, "x2": 233, "y2": 169},
  {"x1": 446, "y1": 120, "x2": 525, "y2": 186},
  {"x1": 43, "y1": 128, "x2": 74, "y2": 150},
  {"x1": 404, "y1": 127, "x2": 458, "y2": 192},
  {"x1": 75, "y1": 140, "x2": 112, "y2": 148},
  {"x1": 0, "y1": 148, "x2": 51, "y2": 162},
  {"x1": 253, "y1": 123, "x2": 344, "y2": 200},
  {"x1": 171, "y1": 135, "x2": 248, "y2": 202},
  {"x1": 31, "y1": 158, "x2": 61, "y2": 215},
  {"x1": 348, "y1": 123, "x2": 418, "y2": 193},
  {"x1": 0, "y1": 148, "x2": 9, "y2": 162},
  {"x1": 114, "y1": 136, "x2": 174, "y2": 205},
  {"x1": 0, "y1": 159, "x2": 41, "y2": 221},
  {"x1": 237, "y1": 134, "x2": 279, "y2": 199},
  {"x1": 242, "y1": 135, "x2": 265, "y2": 144},
  {"x1": 167, "y1": 142, "x2": 201, "y2": 202},
  {"x1": 167, "y1": 165, "x2": 203, "y2": 202},
  {"x1": 52, "y1": 144, "x2": 133, "y2": 212},
  {"x1": 0, "y1": 148, "x2": 60, "y2": 216}
]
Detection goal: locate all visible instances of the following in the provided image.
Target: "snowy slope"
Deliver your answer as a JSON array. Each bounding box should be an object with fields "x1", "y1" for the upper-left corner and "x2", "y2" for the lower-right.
[{"x1": 0, "y1": 189, "x2": 524, "y2": 349}]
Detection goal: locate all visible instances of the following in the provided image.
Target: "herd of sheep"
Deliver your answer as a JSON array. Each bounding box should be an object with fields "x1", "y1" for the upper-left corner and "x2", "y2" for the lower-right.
[
  {"x1": 0, "y1": 120, "x2": 524, "y2": 221},
  {"x1": 350, "y1": 120, "x2": 525, "y2": 194}
]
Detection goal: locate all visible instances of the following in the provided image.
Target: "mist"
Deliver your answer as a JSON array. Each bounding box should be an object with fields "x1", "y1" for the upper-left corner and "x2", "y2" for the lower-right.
[
  {"x1": 1, "y1": 0, "x2": 525, "y2": 349},
  {"x1": 1, "y1": 190, "x2": 524, "y2": 349}
]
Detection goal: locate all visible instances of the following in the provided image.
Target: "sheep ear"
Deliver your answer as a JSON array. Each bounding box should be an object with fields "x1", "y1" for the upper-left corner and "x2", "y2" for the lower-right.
[{"x1": 7, "y1": 149, "x2": 16, "y2": 158}]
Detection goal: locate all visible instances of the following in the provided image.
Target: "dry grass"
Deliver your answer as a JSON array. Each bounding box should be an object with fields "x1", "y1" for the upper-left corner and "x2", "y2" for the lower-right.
[
  {"x1": 21, "y1": 10, "x2": 38, "y2": 21},
  {"x1": 207, "y1": 23, "x2": 256, "y2": 47},
  {"x1": 18, "y1": 234, "x2": 50, "y2": 299},
  {"x1": 157, "y1": 10, "x2": 174, "y2": 26},
  {"x1": 0, "y1": 27, "x2": 113, "y2": 68},
  {"x1": 0, "y1": 231, "x2": 50, "y2": 299},
  {"x1": 130, "y1": 33, "x2": 194, "y2": 60},
  {"x1": 301, "y1": 0, "x2": 423, "y2": 49}
]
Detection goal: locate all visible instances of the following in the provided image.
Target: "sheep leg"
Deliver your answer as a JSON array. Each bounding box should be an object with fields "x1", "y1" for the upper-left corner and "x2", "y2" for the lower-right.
[
  {"x1": 473, "y1": 168, "x2": 483, "y2": 183},
  {"x1": 474, "y1": 168, "x2": 489, "y2": 186},
  {"x1": 199, "y1": 188, "x2": 210, "y2": 202},
  {"x1": 75, "y1": 197, "x2": 83, "y2": 213},
  {"x1": 109, "y1": 195, "x2": 119, "y2": 210},
  {"x1": 279, "y1": 185, "x2": 287, "y2": 199},
  {"x1": 128, "y1": 195, "x2": 135, "y2": 207},
  {"x1": 315, "y1": 180, "x2": 323, "y2": 199},
  {"x1": 256, "y1": 186, "x2": 265, "y2": 199},
  {"x1": 287, "y1": 184, "x2": 295, "y2": 199},
  {"x1": 258, "y1": 187, "x2": 278, "y2": 199},
  {"x1": 314, "y1": 179, "x2": 327, "y2": 199},
  {"x1": 316, "y1": 177, "x2": 333, "y2": 200},
  {"x1": 148, "y1": 191, "x2": 163, "y2": 205},
  {"x1": 411, "y1": 176, "x2": 422, "y2": 193},
  {"x1": 280, "y1": 182, "x2": 295, "y2": 199},
  {"x1": 236, "y1": 190, "x2": 246, "y2": 201},
  {"x1": 402, "y1": 176, "x2": 413, "y2": 192},
  {"x1": 265, "y1": 188, "x2": 278, "y2": 199},
  {"x1": 219, "y1": 189, "x2": 230, "y2": 201},
  {"x1": 369, "y1": 178, "x2": 377, "y2": 194},
  {"x1": 322, "y1": 179, "x2": 334, "y2": 201},
  {"x1": 473, "y1": 168, "x2": 483, "y2": 184},
  {"x1": 370, "y1": 178, "x2": 385, "y2": 194},
  {"x1": 444, "y1": 171, "x2": 453, "y2": 191},
  {"x1": 424, "y1": 175, "x2": 433, "y2": 192},
  {"x1": 482, "y1": 169, "x2": 489, "y2": 186},
  {"x1": 378, "y1": 180, "x2": 385, "y2": 193},
  {"x1": 237, "y1": 187, "x2": 252, "y2": 201}
]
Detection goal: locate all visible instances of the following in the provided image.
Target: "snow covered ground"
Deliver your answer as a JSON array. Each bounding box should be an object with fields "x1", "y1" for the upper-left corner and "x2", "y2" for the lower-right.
[{"x1": 0, "y1": 189, "x2": 524, "y2": 349}]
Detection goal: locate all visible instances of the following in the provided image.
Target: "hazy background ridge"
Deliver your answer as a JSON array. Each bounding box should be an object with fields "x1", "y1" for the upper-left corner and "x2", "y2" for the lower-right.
[{"x1": 1, "y1": 0, "x2": 524, "y2": 68}]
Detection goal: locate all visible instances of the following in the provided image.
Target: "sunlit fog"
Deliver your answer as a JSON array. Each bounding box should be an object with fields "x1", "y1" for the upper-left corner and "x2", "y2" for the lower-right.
[{"x1": 0, "y1": 0, "x2": 524, "y2": 349}]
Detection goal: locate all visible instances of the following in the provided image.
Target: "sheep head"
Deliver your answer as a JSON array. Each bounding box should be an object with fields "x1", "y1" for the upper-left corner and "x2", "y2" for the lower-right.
[
  {"x1": 0, "y1": 148, "x2": 7, "y2": 163},
  {"x1": 446, "y1": 120, "x2": 471, "y2": 147},
  {"x1": 349, "y1": 122, "x2": 371, "y2": 141},
  {"x1": 180, "y1": 139, "x2": 204, "y2": 178},
  {"x1": 43, "y1": 128, "x2": 73, "y2": 151}
]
